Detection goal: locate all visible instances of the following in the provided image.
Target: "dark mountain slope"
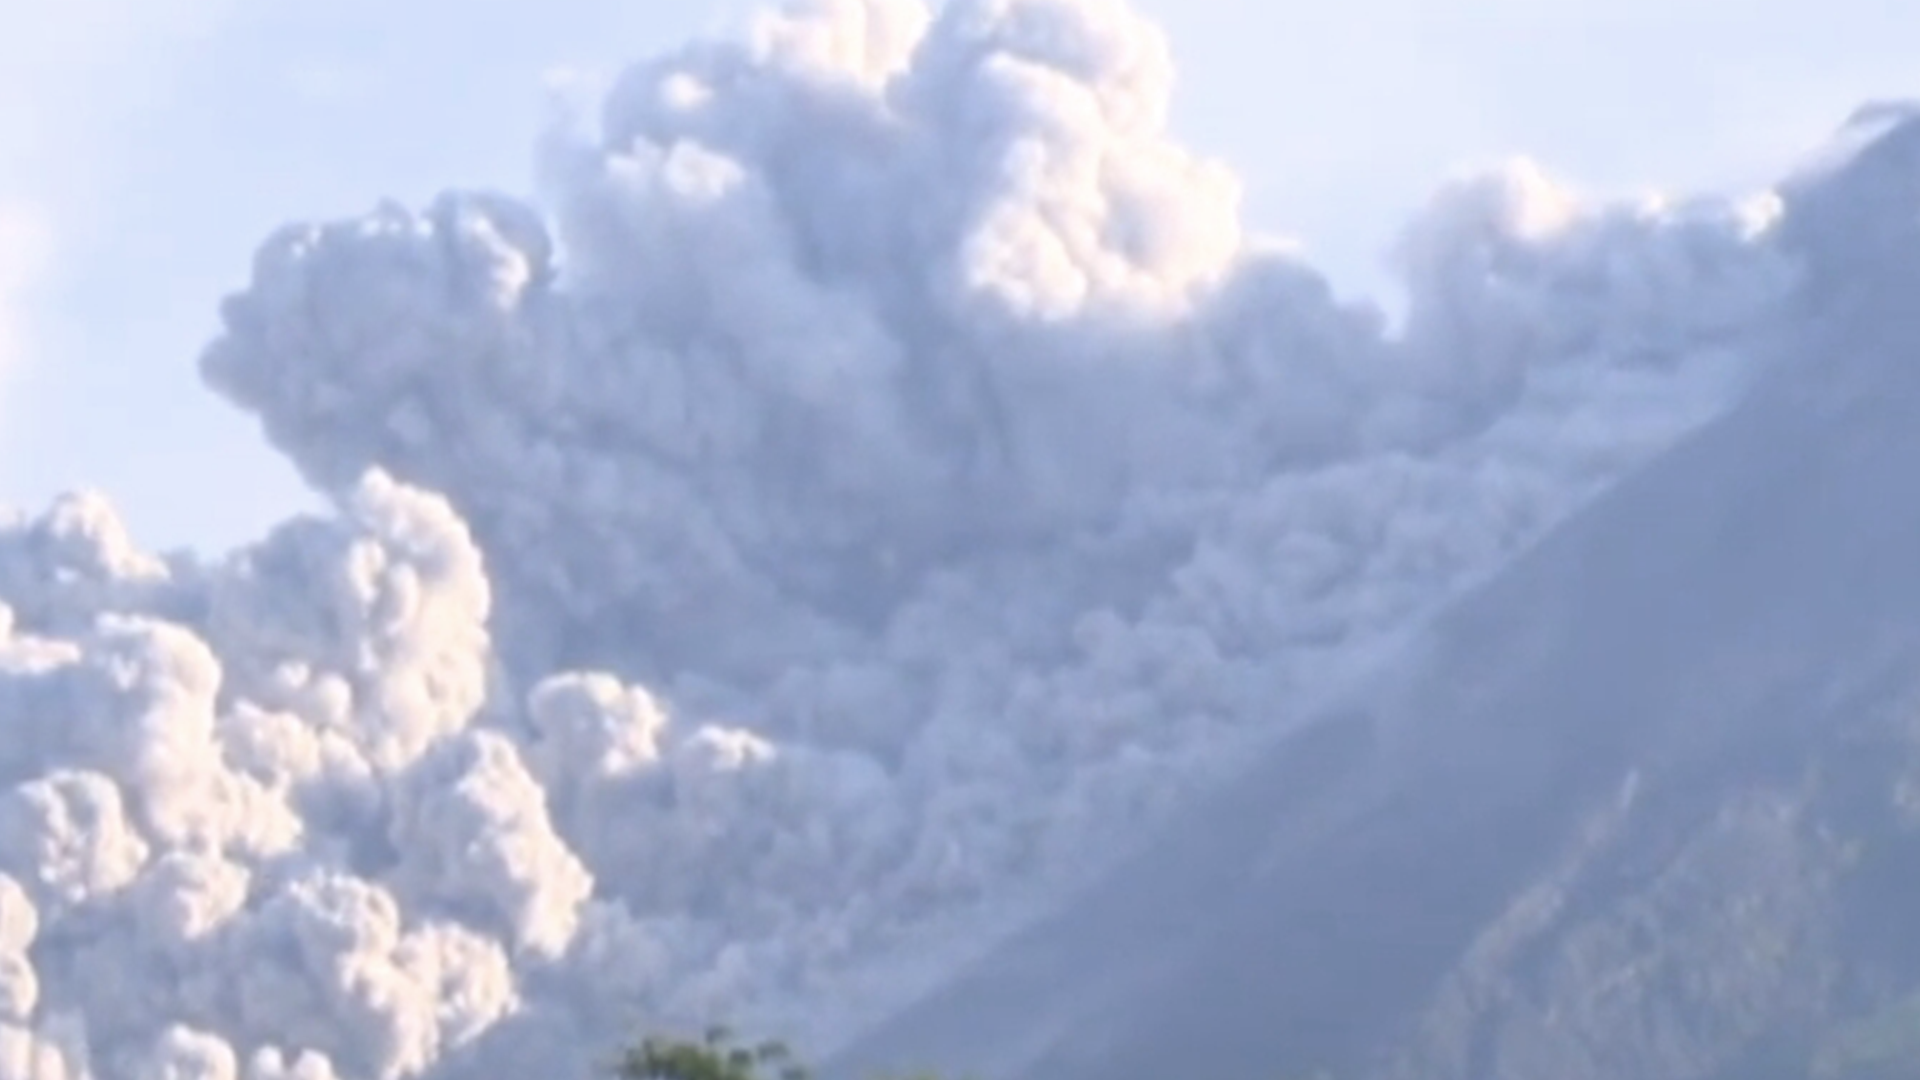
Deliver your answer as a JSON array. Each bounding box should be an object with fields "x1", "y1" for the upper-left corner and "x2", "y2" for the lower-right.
[{"x1": 833, "y1": 112, "x2": 1920, "y2": 1080}]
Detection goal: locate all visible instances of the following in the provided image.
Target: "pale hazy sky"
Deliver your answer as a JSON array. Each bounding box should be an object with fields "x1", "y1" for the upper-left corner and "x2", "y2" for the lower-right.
[{"x1": 0, "y1": 0, "x2": 1913, "y2": 552}]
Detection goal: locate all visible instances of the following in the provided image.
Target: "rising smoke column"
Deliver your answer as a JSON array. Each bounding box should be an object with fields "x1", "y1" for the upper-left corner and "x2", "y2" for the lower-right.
[{"x1": 0, "y1": 0, "x2": 1803, "y2": 1076}]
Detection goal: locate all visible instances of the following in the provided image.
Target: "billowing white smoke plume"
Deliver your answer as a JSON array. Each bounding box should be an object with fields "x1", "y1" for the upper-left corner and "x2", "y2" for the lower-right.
[{"x1": 0, "y1": 0, "x2": 1803, "y2": 1076}]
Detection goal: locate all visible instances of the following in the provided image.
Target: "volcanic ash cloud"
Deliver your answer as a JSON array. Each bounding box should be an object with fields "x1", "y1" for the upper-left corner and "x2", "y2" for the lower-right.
[{"x1": 0, "y1": 0, "x2": 1804, "y2": 1076}]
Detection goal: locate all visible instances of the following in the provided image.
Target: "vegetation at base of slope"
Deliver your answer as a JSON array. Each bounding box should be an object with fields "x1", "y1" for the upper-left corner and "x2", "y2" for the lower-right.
[
  {"x1": 611, "y1": 1021, "x2": 1920, "y2": 1080},
  {"x1": 608, "y1": 1026, "x2": 1351, "y2": 1080},
  {"x1": 609, "y1": 1027, "x2": 945, "y2": 1080}
]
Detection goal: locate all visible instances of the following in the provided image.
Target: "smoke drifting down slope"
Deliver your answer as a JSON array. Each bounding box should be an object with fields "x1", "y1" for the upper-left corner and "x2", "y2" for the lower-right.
[{"x1": 0, "y1": 0, "x2": 1801, "y2": 1076}]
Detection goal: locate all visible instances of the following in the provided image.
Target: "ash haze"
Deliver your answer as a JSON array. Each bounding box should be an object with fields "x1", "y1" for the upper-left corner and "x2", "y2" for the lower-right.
[
  {"x1": 3, "y1": 0, "x2": 1915, "y2": 549},
  {"x1": 0, "y1": 0, "x2": 1910, "y2": 1078}
]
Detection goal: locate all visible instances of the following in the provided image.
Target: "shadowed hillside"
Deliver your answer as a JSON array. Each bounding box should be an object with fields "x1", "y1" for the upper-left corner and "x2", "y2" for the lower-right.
[{"x1": 834, "y1": 108, "x2": 1920, "y2": 1080}]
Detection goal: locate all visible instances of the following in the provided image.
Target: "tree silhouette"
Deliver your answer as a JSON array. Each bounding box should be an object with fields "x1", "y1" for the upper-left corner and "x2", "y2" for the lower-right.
[
  {"x1": 611, "y1": 1026, "x2": 947, "y2": 1080},
  {"x1": 613, "y1": 1026, "x2": 809, "y2": 1080},
  {"x1": 609, "y1": 1023, "x2": 1327, "y2": 1080}
]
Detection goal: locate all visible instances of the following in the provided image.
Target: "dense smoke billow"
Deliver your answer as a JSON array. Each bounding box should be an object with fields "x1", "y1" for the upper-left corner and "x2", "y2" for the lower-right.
[{"x1": 0, "y1": 0, "x2": 1805, "y2": 1076}]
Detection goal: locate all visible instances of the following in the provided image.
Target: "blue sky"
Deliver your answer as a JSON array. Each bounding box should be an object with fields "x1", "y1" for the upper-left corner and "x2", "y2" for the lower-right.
[{"x1": 1, "y1": 0, "x2": 1913, "y2": 553}]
